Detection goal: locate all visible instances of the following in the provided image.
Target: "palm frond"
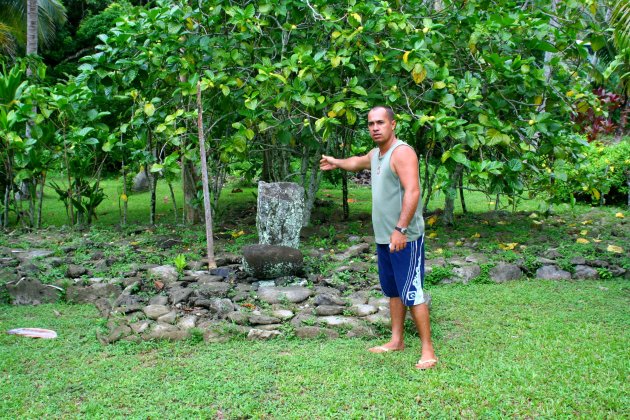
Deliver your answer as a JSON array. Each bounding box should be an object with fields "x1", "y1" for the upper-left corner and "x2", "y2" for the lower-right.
[
  {"x1": 611, "y1": 0, "x2": 630, "y2": 51},
  {"x1": 0, "y1": 22, "x2": 17, "y2": 57}
]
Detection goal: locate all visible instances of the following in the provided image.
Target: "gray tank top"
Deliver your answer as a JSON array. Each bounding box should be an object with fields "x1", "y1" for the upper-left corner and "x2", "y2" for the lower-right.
[{"x1": 370, "y1": 140, "x2": 424, "y2": 244}]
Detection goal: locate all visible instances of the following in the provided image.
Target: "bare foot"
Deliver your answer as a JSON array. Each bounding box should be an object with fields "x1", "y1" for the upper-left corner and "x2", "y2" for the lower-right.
[
  {"x1": 368, "y1": 343, "x2": 404, "y2": 353},
  {"x1": 415, "y1": 358, "x2": 438, "y2": 370}
]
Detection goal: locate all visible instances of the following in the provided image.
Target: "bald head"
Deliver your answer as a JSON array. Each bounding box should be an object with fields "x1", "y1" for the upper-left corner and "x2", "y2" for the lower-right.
[{"x1": 370, "y1": 106, "x2": 395, "y2": 122}]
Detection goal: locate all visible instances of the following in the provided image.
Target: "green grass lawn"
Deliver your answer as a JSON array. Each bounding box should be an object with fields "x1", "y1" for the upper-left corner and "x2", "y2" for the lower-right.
[{"x1": 1, "y1": 280, "x2": 628, "y2": 418}]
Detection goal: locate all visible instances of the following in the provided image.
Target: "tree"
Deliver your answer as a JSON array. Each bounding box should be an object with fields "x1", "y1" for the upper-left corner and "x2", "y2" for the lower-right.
[{"x1": 0, "y1": 0, "x2": 67, "y2": 57}]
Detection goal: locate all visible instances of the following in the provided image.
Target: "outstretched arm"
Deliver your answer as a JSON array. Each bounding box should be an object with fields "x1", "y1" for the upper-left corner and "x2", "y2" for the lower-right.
[{"x1": 320, "y1": 151, "x2": 373, "y2": 172}]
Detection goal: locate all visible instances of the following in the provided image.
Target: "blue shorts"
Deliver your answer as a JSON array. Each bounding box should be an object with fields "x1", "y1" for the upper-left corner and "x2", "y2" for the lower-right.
[{"x1": 376, "y1": 235, "x2": 426, "y2": 306}]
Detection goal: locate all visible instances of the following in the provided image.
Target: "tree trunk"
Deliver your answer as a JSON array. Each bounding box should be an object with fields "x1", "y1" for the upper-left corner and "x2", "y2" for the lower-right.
[
  {"x1": 121, "y1": 161, "x2": 128, "y2": 226},
  {"x1": 196, "y1": 81, "x2": 216, "y2": 269},
  {"x1": 26, "y1": 0, "x2": 38, "y2": 57},
  {"x1": 459, "y1": 169, "x2": 467, "y2": 214},
  {"x1": 182, "y1": 159, "x2": 201, "y2": 223},
  {"x1": 147, "y1": 130, "x2": 156, "y2": 225},
  {"x1": 442, "y1": 164, "x2": 464, "y2": 226},
  {"x1": 168, "y1": 181, "x2": 178, "y2": 222},
  {"x1": 37, "y1": 172, "x2": 46, "y2": 228}
]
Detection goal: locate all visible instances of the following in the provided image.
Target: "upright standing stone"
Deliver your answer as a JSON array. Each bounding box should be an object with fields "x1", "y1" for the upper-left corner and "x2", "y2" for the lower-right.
[{"x1": 257, "y1": 182, "x2": 304, "y2": 249}]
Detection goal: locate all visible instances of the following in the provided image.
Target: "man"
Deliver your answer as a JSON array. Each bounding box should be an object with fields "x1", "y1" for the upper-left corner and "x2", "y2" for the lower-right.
[{"x1": 319, "y1": 105, "x2": 437, "y2": 370}]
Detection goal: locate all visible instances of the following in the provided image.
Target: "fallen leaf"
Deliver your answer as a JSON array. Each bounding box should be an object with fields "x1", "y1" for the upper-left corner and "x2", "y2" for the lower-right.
[
  {"x1": 434, "y1": 248, "x2": 443, "y2": 254},
  {"x1": 497, "y1": 221, "x2": 506, "y2": 225},
  {"x1": 471, "y1": 232, "x2": 481, "y2": 238},
  {"x1": 231, "y1": 230, "x2": 245, "y2": 238},
  {"x1": 154, "y1": 280, "x2": 164, "y2": 291},
  {"x1": 529, "y1": 213, "x2": 538, "y2": 219},
  {"x1": 347, "y1": 198, "x2": 357, "y2": 203},
  {"x1": 593, "y1": 239, "x2": 602, "y2": 243},
  {"x1": 428, "y1": 232, "x2": 438, "y2": 238},
  {"x1": 581, "y1": 220, "x2": 593, "y2": 225},
  {"x1": 580, "y1": 230, "x2": 588, "y2": 236},
  {"x1": 576, "y1": 238, "x2": 590, "y2": 244},
  {"x1": 615, "y1": 212, "x2": 624, "y2": 219},
  {"x1": 426, "y1": 215, "x2": 439, "y2": 226},
  {"x1": 499, "y1": 243, "x2": 518, "y2": 250},
  {"x1": 455, "y1": 240, "x2": 463, "y2": 246},
  {"x1": 606, "y1": 245, "x2": 624, "y2": 254}
]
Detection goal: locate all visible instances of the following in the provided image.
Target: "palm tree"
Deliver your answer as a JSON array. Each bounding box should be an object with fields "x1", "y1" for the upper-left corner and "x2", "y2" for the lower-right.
[
  {"x1": 611, "y1": 0, "x2": 629, "y2": 95},
  {"x1": 0, "y1": 0, "x2": 66, "y2": 57}
]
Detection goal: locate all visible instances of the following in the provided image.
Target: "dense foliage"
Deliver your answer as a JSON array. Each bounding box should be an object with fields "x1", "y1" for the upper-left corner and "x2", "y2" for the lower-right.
[{"x1": 1, "y1": 0, "x2": 628, "y2": 229}]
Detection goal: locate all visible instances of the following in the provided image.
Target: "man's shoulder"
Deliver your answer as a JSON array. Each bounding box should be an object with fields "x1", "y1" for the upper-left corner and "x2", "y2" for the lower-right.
[{"x1": 391, "y1": 141, "x2": 416, "y2": 156}]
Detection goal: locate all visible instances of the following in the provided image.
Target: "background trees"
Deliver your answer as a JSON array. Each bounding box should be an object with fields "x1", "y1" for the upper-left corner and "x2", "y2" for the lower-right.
[{"x1": 0, "y1": 0, "x2": 627, "y2": 229}]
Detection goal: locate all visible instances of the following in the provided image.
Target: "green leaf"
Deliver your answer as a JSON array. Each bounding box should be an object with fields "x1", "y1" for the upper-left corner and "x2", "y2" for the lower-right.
[
  {"x1": 350, "y1": 86, "x2": 368, "y2": 96},
  {"x1": 144, "y1": 103, "x2": 156, "y2": 117}
]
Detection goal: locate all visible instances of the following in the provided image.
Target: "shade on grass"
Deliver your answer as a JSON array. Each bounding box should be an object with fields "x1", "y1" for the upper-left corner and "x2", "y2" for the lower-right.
[{"x1": 1, "y1": 279, "x2": 628, "y2": 417}]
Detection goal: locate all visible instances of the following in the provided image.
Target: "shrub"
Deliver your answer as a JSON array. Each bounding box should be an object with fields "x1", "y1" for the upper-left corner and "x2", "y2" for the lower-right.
[{"x1": 556, "y1": 139, "x2": 629, "y2": 206}]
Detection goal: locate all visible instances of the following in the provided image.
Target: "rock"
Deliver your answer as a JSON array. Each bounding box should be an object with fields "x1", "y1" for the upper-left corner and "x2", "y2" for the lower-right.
[
  {"x1": 257, "y1": 286, "x2": 313, "y2": 304},
  {"x1": 314, "y1": 305, "x2": 345, "y2": 316},
  {"x1": 490, "y1": 263, "x2": 524, "y2": 283},
  {"x1": 271, "y1": 309, "x2": 294, "y2": 320},
  {"x1": 147, "y1": 325, "x2": 189, "y2": 341},
  {"x1": 451, "y1": 265, "x2": 481, "y2": 284},
  {"x1": 536, "y1": 257, "x2": 556, "y2": 265},
  {"x1": 465, "y1": 254, "x2": 488, "y2": 264},
  {"x1": 571, "y1": 257, "x2": 587, "y2": 265},
  {"x1": 350, "y1": 304, "x2": 378, "y2": 317},
  {"x1": 573, "y1": 265, "x2": 599, "y2": 280},
  {"x1": 249, "y1": 314, "x2": 281, "y2": 325},
  {"x1": 132, "y1": 170, "x2": 150, "y2": 192},
  {"x1": 157, "y1": 310, "x2": 178, "y2": 324},
  {"x1": 256, "y1": 324, "x2": 284, "y2": 331},
  {"x1": 195, "y1": 282, "x2": 232, "y2": 298},
  {"x1": 11, "y1": 249, "x2": 53, "y2": 263},
  {"x1": 314, "y1": 293, "x2": 346, "y2": 306},
  {"x1": 247, "y1": 328, "x2": 281, "y2": 340},
  {"x1": 227, "y1": 311, "x2": 250, "y2": 325},
  {"x1": 149, "y1": 295, "x2": 169, "y2": 305},
  {"x1": 290, "y1": 312, "x2": 318, "y2": 327},
  {"x1": 177, "y1": 315, "x2": 197, "y2": 330},
  {"x1": 295, "y1": 326, "x2": 339, "y2": 339},
  {"x1": 367, "y1": 296, "x2": 390, "y2": 311},
  {"x1": 143, "y1": 304, "x2": 171, "y2": 320},
  {"x1": 204, "y1": 298, "x2": 235, "y2": 318},
  {"x1": 65, "y1": 283, "x2": 122, "y2": 304},
  {"x1": 130, "y1": 320, "x2": 151, "y2": 334},
  {"x1": 169, "y1": 287, "x2": 194, "y2": 305},
  {"x1": 335, "y1": 261, "x2": 371, "y2": 273},
  {"x1": 318, "y1": 316, "x2": 359, "y2": 328},
  {"x1": 365, "y1": 312, "x2": 391, "y2": 326},
  {"x1": 215, "y1": 253, "x2": 242, "y2": 267},
  {"x1": 242, "y1": 244, "x2": 303, "y2": 279},
  {"x1": 256, "y1": 181, "x2": 304, "y2": 249},
  {"x1": 196, "y1": 274, "x2": 225, "y2": 284},
  {"x1": 66, "y1": 264, "x2": 88, "y2": 278},
  {"x1": 100, "y1": 324, "x2": 132, "y2": 344},
  {"x1": 544, "y1": 249, "x2": 562, "y2": 259},
  {"x1": 346, "y1": 325, "x2": 376, "y2": 338},
  {"x1": 331, "y1": 243, "x2": 371, "y2": 262},
  {"x1": 536, "y1": 265, "x2": 571, "y2": 280},
  {"x1": 313, "y1": 286, "x2": 342, "y2": 296},
  {"x1": 6, "y1": 278, "x2": 61, "y2": 305},
  {"x1": 18, "y1": 262, "x2": 39, "y2": 276},
  {"x1": 346, "y1": 291, "x2": 369, "y2": 305},
  {"x1": 587, "y1": 260, "x2": 609, "y2": 268},
  {"x1": 148, "y1": 265, "x2": 179, "y2": 284}
]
